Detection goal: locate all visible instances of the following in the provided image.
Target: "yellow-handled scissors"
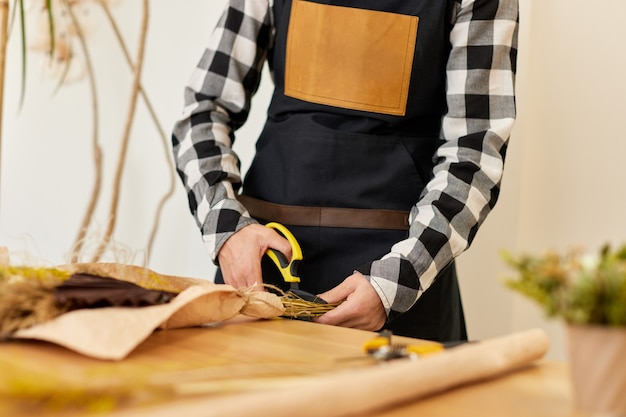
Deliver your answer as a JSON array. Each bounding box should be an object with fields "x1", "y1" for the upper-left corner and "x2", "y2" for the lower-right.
[
  {"x1": 265, "y1": 222, "x2": 302, "y2": 284},
  {"x1": 362, "y1": 330, "x2": 444, "y2": 361},
  {"x1": 265, "y1": 222, "x2": 326, "y2": 304},
  {"x1": 362, "y1": 330, "x2": 470, "y2": 361}
]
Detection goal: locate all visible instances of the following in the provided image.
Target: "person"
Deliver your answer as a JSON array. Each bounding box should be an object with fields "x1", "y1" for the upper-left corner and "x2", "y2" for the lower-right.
[{"x1": 172, "y1": 0, "x2": 519, "y2": 341}]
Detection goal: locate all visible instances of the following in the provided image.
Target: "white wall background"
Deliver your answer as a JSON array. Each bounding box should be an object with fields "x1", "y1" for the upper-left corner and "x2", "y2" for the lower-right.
[
  {"x1": 456, "y1": 0, "x2": 626, "y2": 360},
  {"x1": 2, "y1": 0, "x2": 625, "y2": 361},
  {"x1": 0, "y1": 0, "x2": 255, "y2": 278}
]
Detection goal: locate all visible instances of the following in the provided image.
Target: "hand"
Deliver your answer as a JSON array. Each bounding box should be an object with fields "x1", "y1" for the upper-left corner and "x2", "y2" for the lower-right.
[
  {"x1": 312, "y1": 272, "x2": 386, "y2": 331},
  {"x1": 217, "y1": 224, "x2": 293, "y2": 291}
]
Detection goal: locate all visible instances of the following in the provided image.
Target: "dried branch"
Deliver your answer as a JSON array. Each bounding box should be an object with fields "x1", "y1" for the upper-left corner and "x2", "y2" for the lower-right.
[
  {"x1": 0, "y1": 0, "x2": 9, "y2": 214},
  {"x1": 91, "y1": 0, "x2": 150, "y2": 262},
  {"x1": 65, "y1": 0, "x2": 103, "y2": 264},
  {"x1": 97, "y1": 0, "x2": 175, "y2": 263}
]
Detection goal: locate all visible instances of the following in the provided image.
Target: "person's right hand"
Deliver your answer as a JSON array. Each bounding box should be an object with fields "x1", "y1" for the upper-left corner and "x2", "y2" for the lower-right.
[{"x1": 217, "y1": 224, "x2": 293, "y2": 291}]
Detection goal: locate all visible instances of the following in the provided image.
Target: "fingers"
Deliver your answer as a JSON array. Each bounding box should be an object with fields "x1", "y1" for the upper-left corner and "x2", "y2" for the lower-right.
[
  {"x1": 265, "y1": 231, "x2": 293, "y2": 262},
  {"x1": 316, "y1": 279, "x2": 355, "y2": 304},
  {"x1": 314, "y1": 299, "x2": 362, "y2": 328},
  {"x1": 314, "y1": 300, "x2": 383, "y2": 330},
  {"x1": 220, "y1": 259, "x2": 264, "y2": 290},
  {"x1": 313, "y1": 273, "x2": 386, "y2": 332},
  {"x1": 217, "y1": 224, "x2": 294, "y2": 290}
]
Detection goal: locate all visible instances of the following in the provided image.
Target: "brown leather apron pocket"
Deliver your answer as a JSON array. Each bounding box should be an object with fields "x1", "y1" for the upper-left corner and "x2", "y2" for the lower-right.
[{"x1": 285, "y1": 0, "x2": 418, "y2": 116}]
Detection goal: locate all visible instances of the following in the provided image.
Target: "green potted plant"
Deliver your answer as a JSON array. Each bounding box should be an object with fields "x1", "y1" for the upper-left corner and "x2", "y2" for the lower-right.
[{"x1": 503, "y1": 243, "x2": 626, "y2": 415}]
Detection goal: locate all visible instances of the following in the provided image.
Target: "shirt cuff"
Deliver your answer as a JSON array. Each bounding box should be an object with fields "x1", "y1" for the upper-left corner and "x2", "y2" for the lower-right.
[
  {"x1": 357, "y1": 256, "x2": 421, "y2": 322},
  {"x1": 200, "y1": 198, "x2": 259, "y2": 264}
]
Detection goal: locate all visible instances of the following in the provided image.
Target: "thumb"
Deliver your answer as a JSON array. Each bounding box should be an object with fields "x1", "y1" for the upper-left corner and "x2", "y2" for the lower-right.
[{"x1": 317, "y1": 279, "x2": 356, "y2": 304}]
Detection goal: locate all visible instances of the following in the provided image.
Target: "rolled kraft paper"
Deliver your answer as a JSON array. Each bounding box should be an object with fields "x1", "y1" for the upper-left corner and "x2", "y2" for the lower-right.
[{"x1": 113, "y1": 328, "x2": 550, "y2": 417}]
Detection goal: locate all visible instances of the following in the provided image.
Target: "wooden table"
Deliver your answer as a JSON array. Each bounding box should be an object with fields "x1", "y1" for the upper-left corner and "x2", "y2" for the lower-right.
[{"x1": 0, "y1": 318, "x2": 585, "y2": 416}]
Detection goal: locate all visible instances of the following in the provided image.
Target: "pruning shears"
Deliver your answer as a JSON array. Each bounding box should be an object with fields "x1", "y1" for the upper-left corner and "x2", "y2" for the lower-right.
[
  {"x1": 362, "y1": 330, "x2": 471, "y2": 361},
  {"x1": 362, "y1": 330, "x2": 444, "y2": 361},
  {"x1": 265, "y1": 222, "x2": 327, "y2": 304}
]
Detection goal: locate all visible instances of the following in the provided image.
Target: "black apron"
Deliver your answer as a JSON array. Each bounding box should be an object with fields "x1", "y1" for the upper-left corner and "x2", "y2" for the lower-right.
[{"x1": 218, "y1": 0, "x2": 467, "y2": 342}]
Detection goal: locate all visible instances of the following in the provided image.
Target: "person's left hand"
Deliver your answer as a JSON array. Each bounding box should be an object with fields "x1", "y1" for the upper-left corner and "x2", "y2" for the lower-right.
[{"x1": 312, "y1": 272, "x2": 386, "y2": 331}]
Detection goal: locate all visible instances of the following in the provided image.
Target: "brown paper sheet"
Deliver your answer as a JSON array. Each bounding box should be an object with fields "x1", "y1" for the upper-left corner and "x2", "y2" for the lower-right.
[
  {"x1": 13, "y1": 283, "x2": 284, "y2": 360},
  {"x1": 110, "y1": 328, "x2": 550, "y2": 417},
  {"x1": 9, "y1": 262, "x2": 285, "y2": 360}
]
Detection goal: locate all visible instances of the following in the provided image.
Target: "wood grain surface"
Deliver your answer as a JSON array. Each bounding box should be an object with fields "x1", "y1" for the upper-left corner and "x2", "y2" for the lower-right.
[{"x1": 0, "y1": 318, "x2": 584, "y2": 417}]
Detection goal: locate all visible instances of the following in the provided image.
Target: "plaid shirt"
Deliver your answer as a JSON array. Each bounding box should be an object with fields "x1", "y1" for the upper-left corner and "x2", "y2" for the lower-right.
[{"x1": 172, "y1": 0, "x2": 519, "y2": 320}]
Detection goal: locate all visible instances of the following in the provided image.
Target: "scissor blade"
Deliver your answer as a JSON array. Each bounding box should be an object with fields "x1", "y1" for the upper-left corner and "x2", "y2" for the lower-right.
[{"x1": 289, "y1": 287, "x2": 327, "y2": 304}]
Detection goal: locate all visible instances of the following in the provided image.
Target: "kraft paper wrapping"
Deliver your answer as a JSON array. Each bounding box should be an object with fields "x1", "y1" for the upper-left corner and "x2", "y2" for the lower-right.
[
  {"x1": 112, "y1": 328, "x2": 550, "y2": 417},
  {"x1": 10, "y1": 263, "x2": 285, "y2": 360}
]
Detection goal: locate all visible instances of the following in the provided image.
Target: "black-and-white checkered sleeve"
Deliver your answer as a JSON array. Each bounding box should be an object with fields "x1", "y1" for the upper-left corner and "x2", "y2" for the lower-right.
[
  {"x1": 171, "y1": 0, "x2": 273, "y2": 262},
  {"x1": 358, "y1": 0, "x2": 519, "y2": 320}
]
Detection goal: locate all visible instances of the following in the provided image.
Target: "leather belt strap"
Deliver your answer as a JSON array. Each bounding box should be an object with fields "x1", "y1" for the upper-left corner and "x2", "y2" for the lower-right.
[{"x1": 237, "y1": 195, "x2": 410, "y2": 231}]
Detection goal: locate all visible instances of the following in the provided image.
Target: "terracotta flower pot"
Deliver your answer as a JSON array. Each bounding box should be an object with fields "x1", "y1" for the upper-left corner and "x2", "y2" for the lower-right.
[{"x1": 568, "y1": 324, "x2": 626, "y2": 416}]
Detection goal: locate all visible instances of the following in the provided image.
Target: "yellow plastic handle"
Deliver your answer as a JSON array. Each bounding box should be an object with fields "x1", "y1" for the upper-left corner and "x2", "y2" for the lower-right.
[
  {"x1": 362, "y1": 335, "x2": 391, "y2": 353},
  {"x1": 404, "y1": 344, "x2": 445, "y2": 356},
  {"x1": 265, "y1": 222, "x2": 303, "y2": 284},
  {"x1": 362, "y1": 330, "x2": 445, "y2": 357}
]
